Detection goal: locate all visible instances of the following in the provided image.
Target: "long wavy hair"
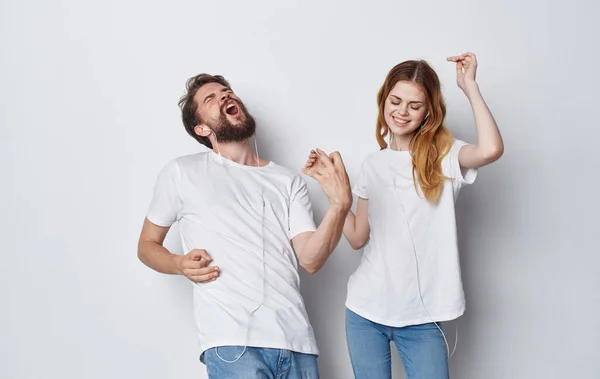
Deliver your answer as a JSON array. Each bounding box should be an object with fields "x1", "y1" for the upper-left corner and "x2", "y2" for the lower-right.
[{"x1": 376, "y1": 60, "x2": 453, "y2": 203}]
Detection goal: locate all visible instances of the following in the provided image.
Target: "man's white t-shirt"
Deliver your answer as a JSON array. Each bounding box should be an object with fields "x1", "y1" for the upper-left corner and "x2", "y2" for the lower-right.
[
  {"x1": 147, "y1": 151, "x2": 319, "y2": 359},
  {"x1": 347, "y1": 140, "x2": 477, "y2": 327}
]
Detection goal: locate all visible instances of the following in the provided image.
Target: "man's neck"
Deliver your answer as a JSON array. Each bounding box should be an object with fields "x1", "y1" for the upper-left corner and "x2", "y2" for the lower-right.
[{"x1": 212, "y1": 139, "x2": 265, "y2": 167}]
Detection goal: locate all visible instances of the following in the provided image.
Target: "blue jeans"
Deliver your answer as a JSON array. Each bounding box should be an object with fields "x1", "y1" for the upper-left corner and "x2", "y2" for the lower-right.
[
  {"x1": 204, "y1": 346, "x2": 319, "y2": 378},
  {"x1": 345, "y1": 308, "x2": 449, "y2": 379}
]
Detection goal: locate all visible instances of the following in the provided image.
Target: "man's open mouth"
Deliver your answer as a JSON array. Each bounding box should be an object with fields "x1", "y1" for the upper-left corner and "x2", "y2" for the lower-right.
[{"x1": 225, "y1": 101, "x2": 239, "y2": 116}]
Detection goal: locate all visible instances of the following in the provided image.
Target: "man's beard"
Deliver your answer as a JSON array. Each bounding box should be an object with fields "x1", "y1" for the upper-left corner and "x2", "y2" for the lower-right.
[{"x1": 206, "y1": 102, "x2": 256, "y2": 143}]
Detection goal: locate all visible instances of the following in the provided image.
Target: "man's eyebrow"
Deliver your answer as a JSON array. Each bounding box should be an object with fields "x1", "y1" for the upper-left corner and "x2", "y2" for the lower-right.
[
  {"x1": 204, "y1": 87, "x2": 232, "y2": 104},
  {"x1": 203, "y1": 93, "x2": 216, "y2": 104}
]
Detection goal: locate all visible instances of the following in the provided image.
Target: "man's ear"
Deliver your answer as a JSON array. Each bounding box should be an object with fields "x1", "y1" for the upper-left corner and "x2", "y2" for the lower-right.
[{"x1": 194, "y1": 124, "x2": 212, "y2": 137}]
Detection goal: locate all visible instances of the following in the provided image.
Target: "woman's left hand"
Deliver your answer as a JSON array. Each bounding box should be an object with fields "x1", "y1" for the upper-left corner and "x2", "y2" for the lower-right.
[{"x1": 447, "y1": 52, "x2": 478, "y2": 92}]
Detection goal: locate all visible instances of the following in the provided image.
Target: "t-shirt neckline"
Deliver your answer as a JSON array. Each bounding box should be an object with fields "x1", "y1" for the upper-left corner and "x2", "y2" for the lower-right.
[{"x1": 208, "y1": 150, "x2": 273, "y2": 170}]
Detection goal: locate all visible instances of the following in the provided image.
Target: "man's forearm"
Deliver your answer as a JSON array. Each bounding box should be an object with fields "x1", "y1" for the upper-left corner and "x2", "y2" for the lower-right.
[
  {"x1": 300, "y1": 205, "x2": 348, "y2": 273},
  {"x1": 138, "y1": 241, "x2": 181, "y2": 275}
]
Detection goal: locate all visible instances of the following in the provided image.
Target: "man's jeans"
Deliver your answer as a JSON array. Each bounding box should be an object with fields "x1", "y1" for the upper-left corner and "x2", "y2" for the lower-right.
[{"x1": 204, "y1": 346, "x2": 319, "y2": 378}]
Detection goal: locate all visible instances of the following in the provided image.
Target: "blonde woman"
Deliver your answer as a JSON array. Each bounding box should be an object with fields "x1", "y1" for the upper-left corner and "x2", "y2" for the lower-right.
[{"x1": 306, "y1": 53, "x2": 503, "y2": 378}]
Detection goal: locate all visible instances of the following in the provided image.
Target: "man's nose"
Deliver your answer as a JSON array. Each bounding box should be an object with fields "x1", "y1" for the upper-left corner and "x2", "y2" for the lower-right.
[{"x1": 220, "y1": 92, "x2": 231, "y2": 102}]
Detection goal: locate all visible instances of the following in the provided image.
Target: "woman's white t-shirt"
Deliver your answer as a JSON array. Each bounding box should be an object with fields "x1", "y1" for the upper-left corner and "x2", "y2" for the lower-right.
[{"x1": 347, "y1": 139, "x2": 477, "y2": 327}]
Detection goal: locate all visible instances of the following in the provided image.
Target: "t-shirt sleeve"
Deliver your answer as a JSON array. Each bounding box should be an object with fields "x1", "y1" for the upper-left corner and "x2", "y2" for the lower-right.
[
  {"x1": 288, "y1": 176, "x2": 317, "y2": 240},
  {"x1": 146, "y1": 160, "x2": 182, "y2": 227},
  {"x1": 449, "y1": 139, "x2": 478, "y2": 188},
  {"x1": 352, "y1": 161, "x2": 369, "y2": 199}
]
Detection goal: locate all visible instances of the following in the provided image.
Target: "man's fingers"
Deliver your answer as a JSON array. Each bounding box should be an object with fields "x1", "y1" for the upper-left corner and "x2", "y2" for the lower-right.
[
  {"x1": 302, "y1": 165, "x2": 322, "y2": 176},
  {"x1": 315, "y1": 148, "x2": 330, "y2": 159},
  {"x1": 189, "y1": 272, "x2": 219, "y2": 283},
  {"x1": 186, "y1": 265, "x2": 219, "y2": 283},
  {"x1": 304, "y1": 151, "x2": 321, "y2": 170},
  {"x1": 302, "y1": 165, "x2": 324, "y2": 181},
  {"x1": 329, "y1": 151, "x2": 346, "y2": 171},
  {"x1": 183, "y1": 260, "x2": 207, "y2": 269},
  {"x1": 314, "y1": 149, "x2": 334, "y2": 170},
  {"x1": 189, "y1": 249, "x2": 212, "y2": 262},
  {"x1": 186, "y1": 266, "x2": 219, "y2": 277},
  {"x1": 302, "y1": 149, "x2": 333, "y2": 180},
  {"x1": 182, "y1": 250, "x2": 217, "y2": 282}
]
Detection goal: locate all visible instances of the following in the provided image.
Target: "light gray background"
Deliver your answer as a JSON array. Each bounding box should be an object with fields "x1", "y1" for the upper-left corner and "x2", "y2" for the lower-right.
[{"x1": 1, "y1": 0, "x2": 598, "y2": 378}]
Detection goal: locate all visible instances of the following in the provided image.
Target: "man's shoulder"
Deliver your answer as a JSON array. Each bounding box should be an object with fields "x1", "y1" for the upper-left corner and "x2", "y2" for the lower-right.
[
  {"x1": 265, "y1": 160, "x2": 297, "y2": 177},
  {"x1": 164, "y1": 151, "x2": 210, "y2": 171},
  {"x1": 175, "y1": 151, "x2": 210, "y2": 164},
  {"x1": 153, "y1": 152, "x2": 210, "y2": 180},
  {"x1": 263, "y1": 161, "x2": 309, "y2": 192}
]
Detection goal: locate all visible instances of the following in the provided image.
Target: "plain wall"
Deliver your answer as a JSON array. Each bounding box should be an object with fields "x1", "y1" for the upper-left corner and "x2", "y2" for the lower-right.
[{"x1": 1, "y1": 0, "x2": 598, "y2": 378}]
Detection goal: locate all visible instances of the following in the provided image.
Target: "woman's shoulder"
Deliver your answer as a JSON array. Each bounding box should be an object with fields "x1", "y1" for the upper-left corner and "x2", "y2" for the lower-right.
[{"x1": 361, "y1": 148, "x2": 389, "y2": 165}]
